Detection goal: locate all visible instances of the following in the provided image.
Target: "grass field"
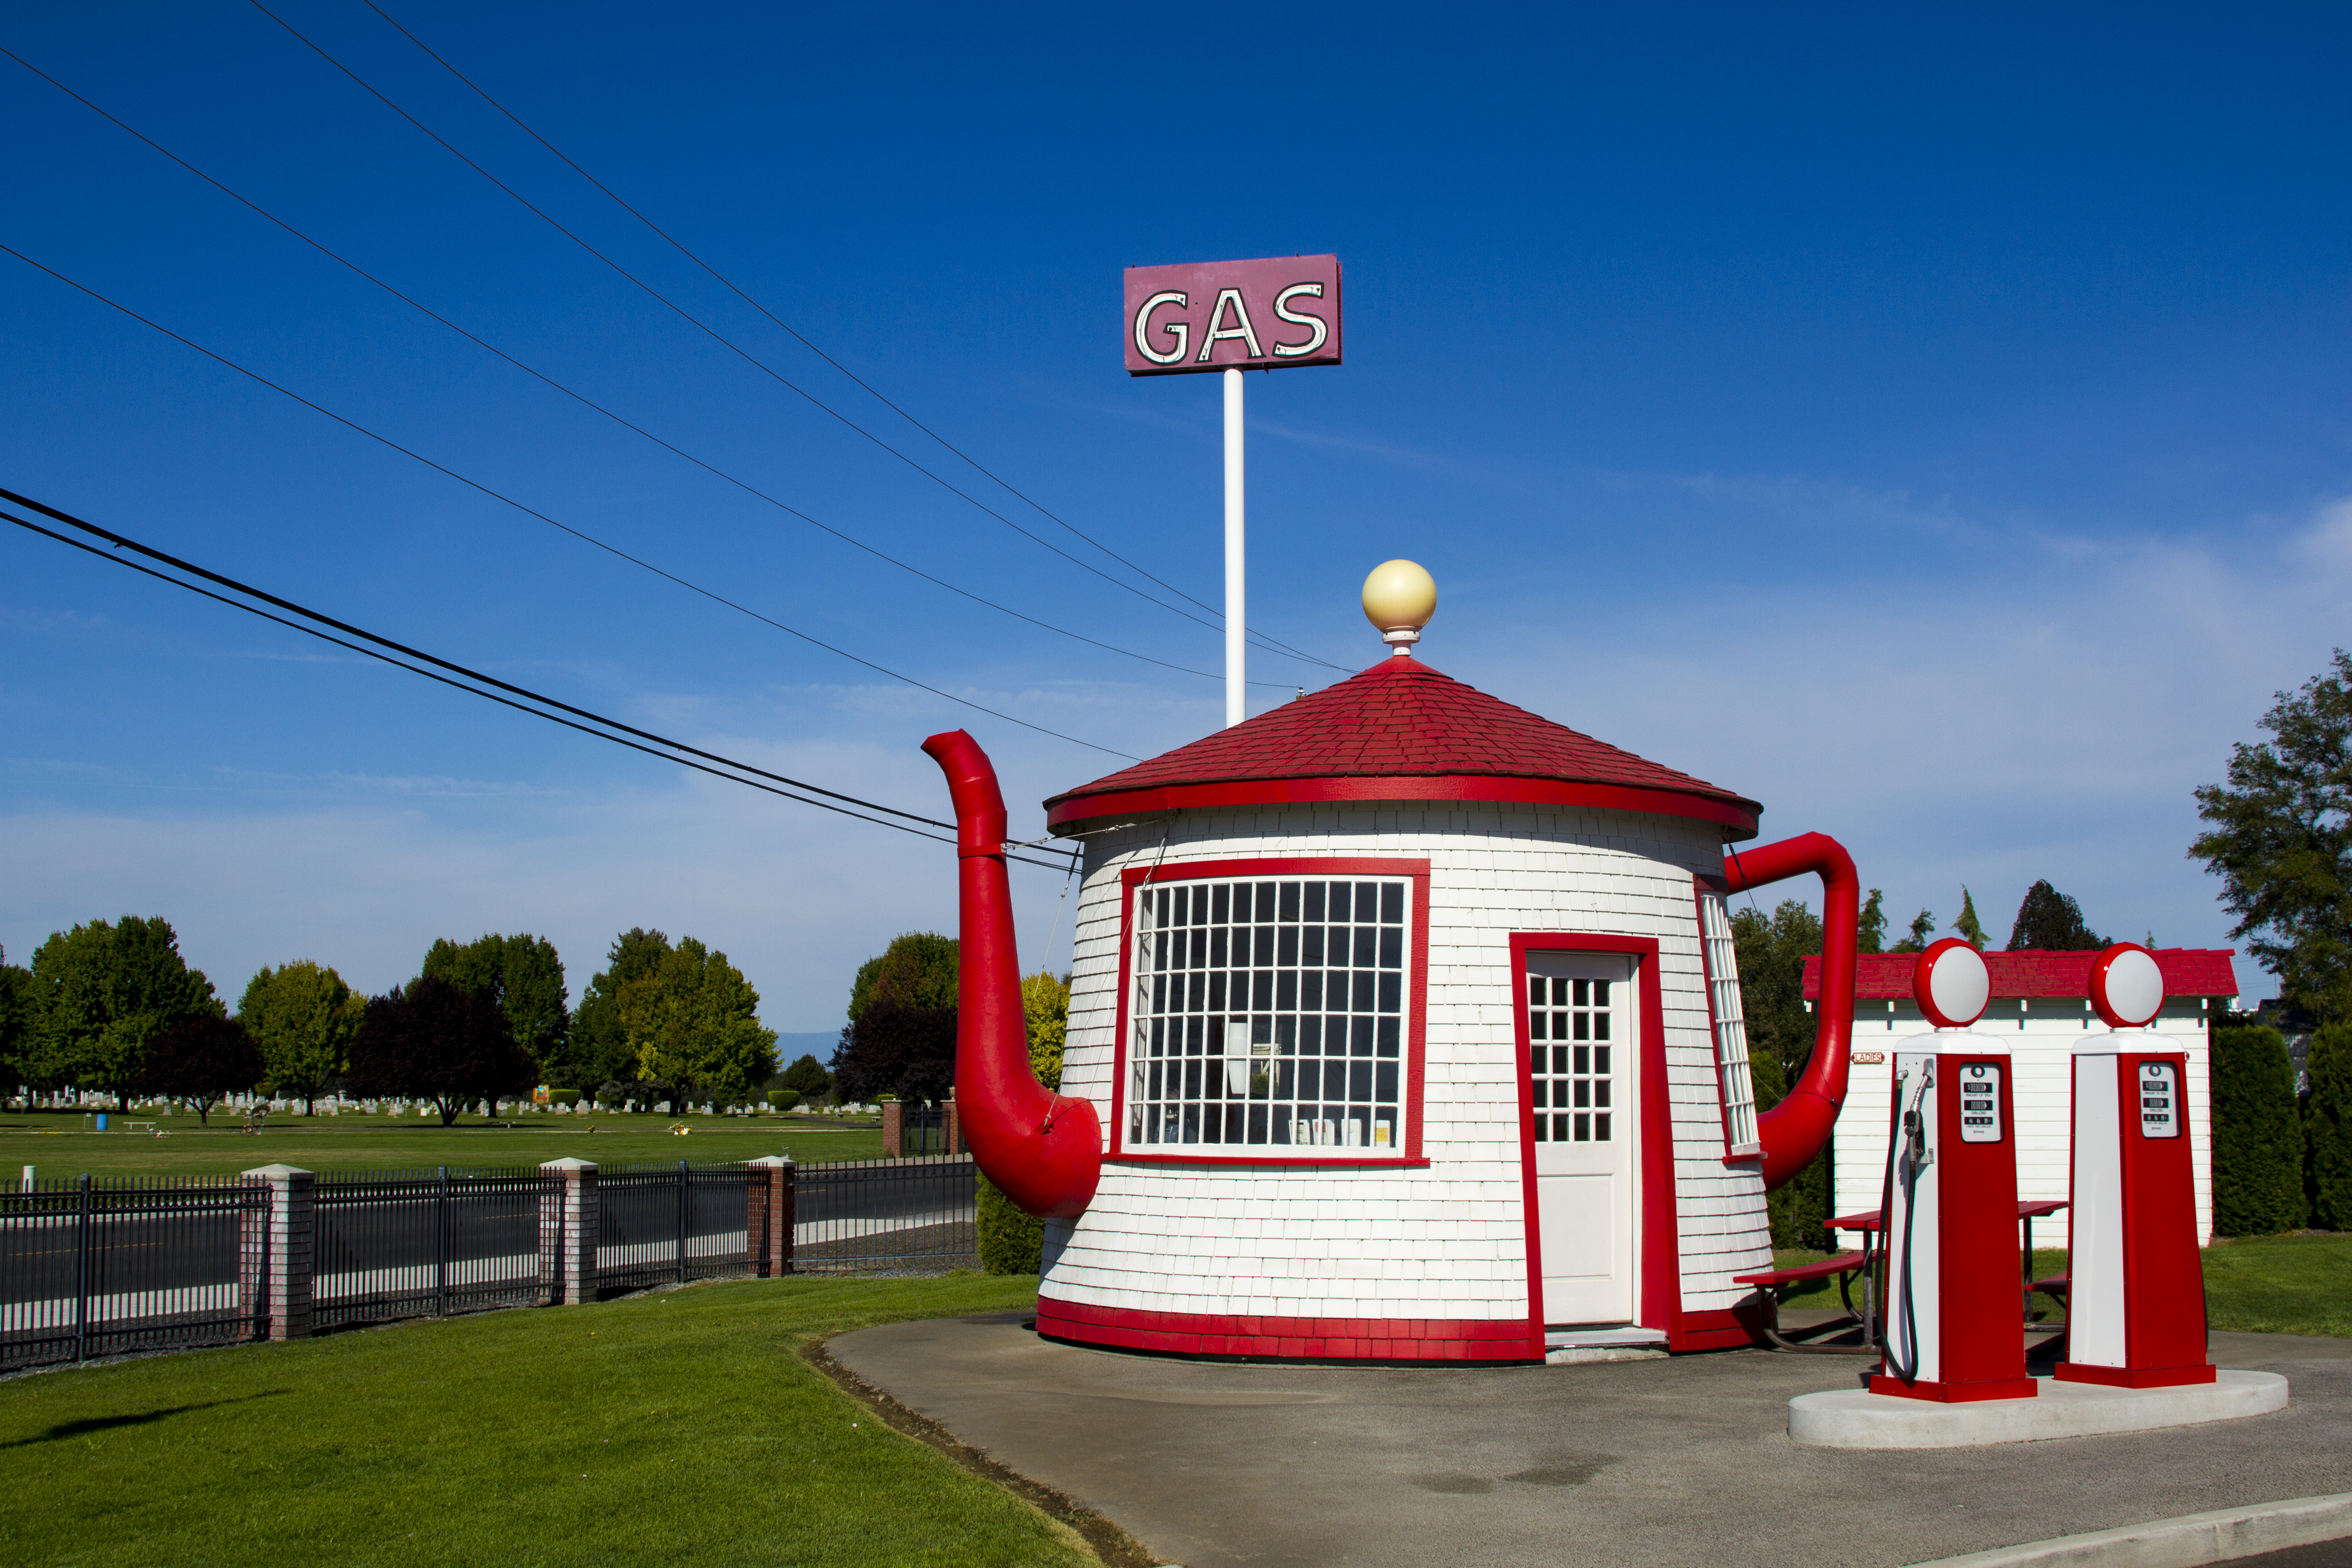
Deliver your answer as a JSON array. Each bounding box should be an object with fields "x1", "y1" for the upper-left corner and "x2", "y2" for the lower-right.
[
  {"x1": 0, "y1": 1275, "x2": 1087, "y2": 1568},
  {"x1": 2205, "y1": 1232, "x2": 2352, "y2": 1337},
  {"x1": 1771, "y1": 1231, "x2": 2352, "y2": 1338},
  {"x1": 0, "y1": 1110, "x2": 888, "y2": 1180}
]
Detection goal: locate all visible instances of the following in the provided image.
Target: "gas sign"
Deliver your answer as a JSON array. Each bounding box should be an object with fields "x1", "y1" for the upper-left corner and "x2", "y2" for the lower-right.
[{"x1": 1123, "y1": 255, "x2": 1342, "y2": 376}]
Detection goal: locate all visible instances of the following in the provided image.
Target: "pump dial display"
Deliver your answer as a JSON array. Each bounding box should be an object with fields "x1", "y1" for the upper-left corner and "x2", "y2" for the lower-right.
[
  {"x1": 2138, "y1": 1061, "x2": 2180, "y2": 1139},
  {"x1": 1957, "y1": 1061, "x2": 2004, "y2": 1143}
]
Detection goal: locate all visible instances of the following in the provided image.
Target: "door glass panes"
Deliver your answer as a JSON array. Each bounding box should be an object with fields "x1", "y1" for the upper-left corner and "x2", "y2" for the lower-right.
[
  {"x1": 1129, "y1": 876, "x2": 1410, "y2": 1156},
  {"x1": 1528, "y1": 976, "x2": 1614, "y2": 1143}
]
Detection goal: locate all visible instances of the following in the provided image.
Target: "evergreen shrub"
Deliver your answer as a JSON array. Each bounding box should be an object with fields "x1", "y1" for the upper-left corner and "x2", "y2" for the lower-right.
[
  {"x1": 2305, "y1": 1023, "x2": 2352, "y2": 1231},
  {"x1": 2211, "y1": 1025, "x2": 2307, "y2": 1234},
  {"x1": 976, "y1": 1171, "x2": 1043, "y2": 1275},
  {"x1": 766, "y1": 1088, "x2": 801, "y2": 1113}
]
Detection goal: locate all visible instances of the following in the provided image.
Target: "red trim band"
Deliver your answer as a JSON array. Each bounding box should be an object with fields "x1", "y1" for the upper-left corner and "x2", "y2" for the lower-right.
[
  {"x1": 1036, "y1": 1298, "x2": 1543, "y2": 1362},
  {"x1": 1108, "y1": 1155, "x2": 1432, "y2": 1169},
  {"x1": 1051, "y1": 775, "x2": 1760, "y2": 836},
  {"x1": 1671, "y1": 1306, "x2": 1757, "y2": 1352}
]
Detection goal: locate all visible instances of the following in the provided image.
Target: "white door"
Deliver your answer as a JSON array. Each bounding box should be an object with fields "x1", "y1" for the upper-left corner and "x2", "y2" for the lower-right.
[{"x1": 1526, "y1": 951, "x2": 1638, "y2": 1326}]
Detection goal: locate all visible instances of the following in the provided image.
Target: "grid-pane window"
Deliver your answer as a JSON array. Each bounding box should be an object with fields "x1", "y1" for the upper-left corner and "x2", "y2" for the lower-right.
[
  {"x1": 1527, "y1": 975, "x2": 1616, "y2": 1142},
  {"x1": 1697, "y1": 892, "x2": 1761, "y2": 1155},
  {"x1": 1129, "y1": 875, "x2": 1411, "y2": 1156}
]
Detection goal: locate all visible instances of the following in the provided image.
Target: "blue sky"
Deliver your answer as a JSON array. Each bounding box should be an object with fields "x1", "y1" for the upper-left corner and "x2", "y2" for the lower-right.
[{"x1": 5, "y1": 2, "x2": 2347, "y2": 1028}]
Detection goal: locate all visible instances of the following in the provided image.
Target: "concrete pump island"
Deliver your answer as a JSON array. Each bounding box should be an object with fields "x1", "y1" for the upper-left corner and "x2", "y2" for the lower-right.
[{"x1": 822, "y1": 560, "x2": 2350, "y2": 1568}]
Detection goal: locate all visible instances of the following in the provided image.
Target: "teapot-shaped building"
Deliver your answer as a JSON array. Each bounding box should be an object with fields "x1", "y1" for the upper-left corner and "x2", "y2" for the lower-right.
[{"x1": 926, "y1": 565, "x2": 1859, "y2": 1360}]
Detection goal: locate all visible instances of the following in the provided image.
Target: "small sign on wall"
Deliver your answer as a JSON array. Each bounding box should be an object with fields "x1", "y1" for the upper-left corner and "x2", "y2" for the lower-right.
[{"x1": 1123, "y1": 255, "x2": 1342, "y2": 375}]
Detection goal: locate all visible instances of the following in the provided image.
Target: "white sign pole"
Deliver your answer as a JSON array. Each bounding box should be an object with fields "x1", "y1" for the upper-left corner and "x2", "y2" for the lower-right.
[{"x1": 1224, "y1": 366, "x2": 1245, "y2": 729}]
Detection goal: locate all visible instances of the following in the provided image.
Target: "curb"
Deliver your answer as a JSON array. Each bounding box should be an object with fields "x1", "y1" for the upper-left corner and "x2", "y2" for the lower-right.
[{"x1": 1902, "y1": 1492, "x2": 2352, "y2": 1568}]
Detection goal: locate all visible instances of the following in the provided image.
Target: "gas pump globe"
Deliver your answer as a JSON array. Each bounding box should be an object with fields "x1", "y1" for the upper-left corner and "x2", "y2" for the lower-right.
[{"x1": 1872, "y1": 940, "x2": 2037, "y2": 1404}]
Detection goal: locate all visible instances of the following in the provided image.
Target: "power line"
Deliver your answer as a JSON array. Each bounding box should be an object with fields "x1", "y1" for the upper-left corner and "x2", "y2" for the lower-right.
[
  {"x1": 0, "y1": 45, "x2": 1291, "y2": 691},
  {"x1": 0, "y1": 241, "x2": 1137, "y2": 761},
  {"x1": 246, "y1": 0, "x2": 1347, "y2": 676},
  {"x1": 356, "y1": 0, "x2": 1344, "y2": 675},
  {"x1": 1, "y1": 494, "x2": 1077, "y2": 872}
]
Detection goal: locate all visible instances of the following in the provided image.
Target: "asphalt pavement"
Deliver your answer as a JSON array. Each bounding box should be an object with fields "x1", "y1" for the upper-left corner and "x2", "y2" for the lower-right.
[{"x1": 829, "y1": 1316, "x2": 2351, "y2": 1568}]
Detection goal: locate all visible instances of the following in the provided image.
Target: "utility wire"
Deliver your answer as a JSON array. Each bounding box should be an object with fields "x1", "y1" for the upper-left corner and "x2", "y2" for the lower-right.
[
  {"x1": 357, "y1": 0, "x2": 1343, "y2": 674},
  {"x1": 0, "y1": 242, "x2": 1137, "y2": 760},
  {"x1": 248, "y1": 0, "x2": 1346, "y2": 675},
  {"x1": 0, "y1": 46, "x2": 1286, "y2": 690},
  {"x1": 1, "y1": 497, "x2": 1077, "y2": 872}
]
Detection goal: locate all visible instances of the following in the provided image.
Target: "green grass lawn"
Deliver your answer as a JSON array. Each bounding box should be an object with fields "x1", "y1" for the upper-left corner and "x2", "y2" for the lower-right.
[
  {"x1": 2205, "y1": 1232, "x2": 2352, "y2": 1337},
  {"x1": 1770, "y1": 1231, "x2": 2351, "y2": 1338},
  {"x1": 0, "y1": 1110, "x2": 887, "y2": 1180},
  {"x1": 0, "y1": 1275, "x2": 1088, "y2": 1568}
]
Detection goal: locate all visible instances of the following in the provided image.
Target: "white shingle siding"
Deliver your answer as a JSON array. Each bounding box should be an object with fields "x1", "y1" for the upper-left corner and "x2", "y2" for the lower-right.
[{"x1": 1044, "y1": 800, "x2": 1777, "y2": 1327}]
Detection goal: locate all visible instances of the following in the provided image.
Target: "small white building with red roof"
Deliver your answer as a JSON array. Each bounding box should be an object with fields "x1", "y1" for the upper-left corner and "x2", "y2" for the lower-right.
[
  {"x1": 1803, "y1": 949, "x2": 2240, "y2": 1246},
  {"x1": 1028, "y1": 637, "x2": 1823, "y2": 1361}
]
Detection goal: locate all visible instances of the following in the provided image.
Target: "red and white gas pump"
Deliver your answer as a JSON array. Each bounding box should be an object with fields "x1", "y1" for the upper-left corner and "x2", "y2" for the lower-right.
[
  {"x1": 2057, "y1": 944, "x2": 2215, "y2": 1389},
  {"x1": 1872, "y1": 939, "x2": 2036, "y2": 1403}
]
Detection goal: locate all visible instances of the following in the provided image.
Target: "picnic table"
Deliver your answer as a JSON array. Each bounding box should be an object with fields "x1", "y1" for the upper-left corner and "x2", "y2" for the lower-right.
[
  {"x1": 1730, "y1": 1250, "x2": 1876, "y2": 1353},
  {"x1": 1828, "y1": 1199, "x2": 2068, "y2": 1327},
  {"x1": 1734, "y1": 1197, "x2": 2073, "y2": 1354}
]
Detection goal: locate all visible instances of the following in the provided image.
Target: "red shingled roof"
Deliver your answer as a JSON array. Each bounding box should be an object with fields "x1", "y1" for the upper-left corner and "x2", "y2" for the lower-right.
[
  {"x1": 1801, "y1": 949, "x2": 2240, "y2": 1001},
  {"x1": 1044, "y1": 655, "x2": 1762, "y2": 832}
]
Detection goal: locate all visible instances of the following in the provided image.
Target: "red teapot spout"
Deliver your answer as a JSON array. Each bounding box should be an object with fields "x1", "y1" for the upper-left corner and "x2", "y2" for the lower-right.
[
  {"x1": 1724, "y1": 832, "x2": 1861, "y2": 1191},
  {"x1": 921, "y1": 730, "x2": 1102, "y2": 1219}
]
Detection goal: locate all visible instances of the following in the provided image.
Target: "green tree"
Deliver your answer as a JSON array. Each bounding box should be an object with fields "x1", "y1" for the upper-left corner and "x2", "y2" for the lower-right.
[
  {"x1": 0, "y1": 946, "x2": 34, "y2": 1094},
  {"x1": 1953, "y1": 886, "x2": 1989, "y2": 950},
  {"x1": 24, "y1": 917, "x2": 219, "y2": 1109},
  {"x1": 421, "y1": 933, "x2": 569, "y2": 1077},
  {"x1": 622, "y1": 938, "x2": 779, "y2": 1107},
  {"x1": 848, "y1": 933, "x2": 959, "y2": 1021},
  {"x1": 1857, "y1": 890, "x2": 1887, "y2": 955},
  {"x1": 2209, "y1": 1025, "x2": 2307, "y2": 1234},
  {"x1": 1891, "y1": 908, "x2": 1936, "y2": 954},
  {"x1": 1730, "y1": 898, "x2": 1829, "y2": 1248},
  {"x1": 832, "y1": 1003, "x2": 955, "y2": 1106},
  {"x1": 346, "y1": 976, "x2": 535, "y2": 1125},
  {"x1": 571, "y1": 929, "x2": 671, "y2": 1102},
  {"x1": 2306, "y1": 1023, "x2": 2352, "y2": 1230},
  {"x1": 238, "y1": 961, "x2": 363, "y2": 1115},
  {"x1": 136, "y1": 1014, "x2": 265, "y2": 1125},
  {"x1": 778, "y1": 1052, "x2": 833, "y2": 1103},
  {"x1": 2006, "y1": 881, "x2": 2106, "y2": 950},
  {"x1": 1021, "y1": 971, "x2": 1069, "y2": 1090},
  {"x1": 2191, "y1": 650, "x2": 2352, "y2": 1022}
]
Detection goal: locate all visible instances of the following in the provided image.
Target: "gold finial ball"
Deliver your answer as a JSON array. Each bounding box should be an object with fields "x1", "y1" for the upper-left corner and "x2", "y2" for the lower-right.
[{"x1": 1361, "y1": 559, "x2": 1437, "y2": 647}]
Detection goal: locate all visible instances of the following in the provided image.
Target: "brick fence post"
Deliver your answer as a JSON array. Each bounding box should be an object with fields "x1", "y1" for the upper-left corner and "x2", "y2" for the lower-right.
[
  {"x1": 882, "y1": 1100, "x2": 903, "y2": 1158},
  {"x1": 748, "y1": 1156, "x2": 794, "y2": 1276},
  {"x1": 944, "y1": 1099, "x2": 962, "y2": 1157},
  {"x1": 243, "y1": 1164, "x2": 314, "y2": 1341},
  {"x1": 539, "y1": 1158, "x2": 599, "y2": 1305}
]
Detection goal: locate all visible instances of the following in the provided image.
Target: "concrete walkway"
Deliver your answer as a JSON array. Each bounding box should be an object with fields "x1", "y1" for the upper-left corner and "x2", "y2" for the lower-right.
[{"x1": 829, "y1": 1317, "x2": 2351, "y2": 1568}]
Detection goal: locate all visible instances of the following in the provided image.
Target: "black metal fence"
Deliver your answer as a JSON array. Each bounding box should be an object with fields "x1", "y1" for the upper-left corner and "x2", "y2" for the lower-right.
[
  {"x1": 314, "y1": 1167, "x2": 551, "y2": 1330},
  {"x1": 595, "y1": 1161, "x2": 754, "y2": 1295},
  {"x1": 899, "y1": 1106, "x2": 953, "y2": 1155},
  {"x1": 793, "y1": 1155, "x2": 977, "y2": 1274},
  {"x1": 0, "y1": 1175, "x2": 264, "y2": 1370},
  {"x1": 0, "y1": 1154, "x2": 982, "y2": 1373}
]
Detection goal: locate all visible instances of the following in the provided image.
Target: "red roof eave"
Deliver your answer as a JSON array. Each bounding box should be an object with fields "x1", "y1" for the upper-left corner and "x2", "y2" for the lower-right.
[
  {"x1": 1800, "y1": 949, "x2": 2240, "y2": 1002},
  {"x1": 1047, "y1": 773, "x2": 1762, "y2": 836}
]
